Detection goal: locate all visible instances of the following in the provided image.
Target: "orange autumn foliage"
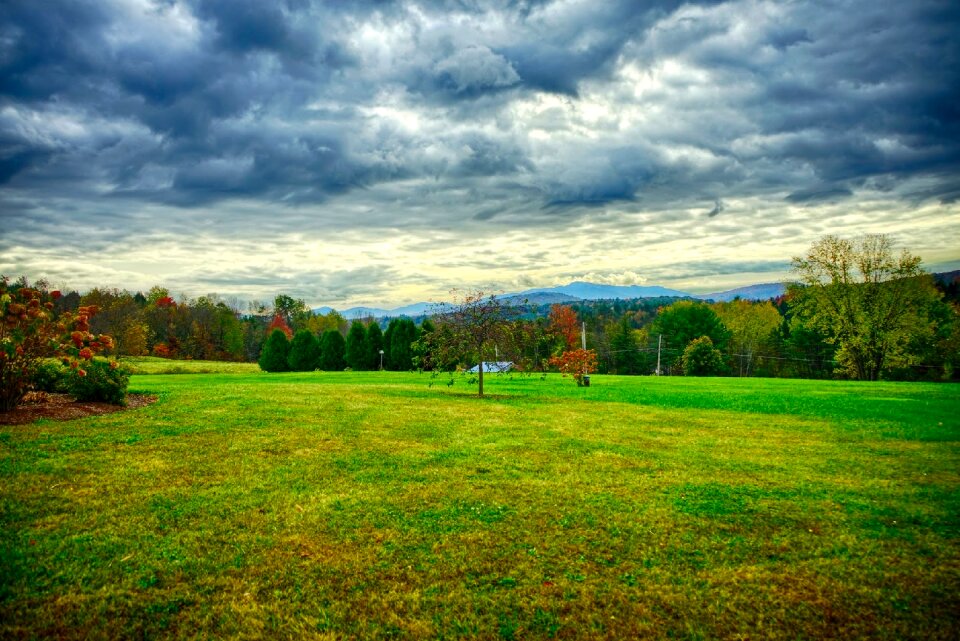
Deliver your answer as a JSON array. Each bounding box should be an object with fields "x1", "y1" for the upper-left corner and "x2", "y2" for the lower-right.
[{"x1": 549, "y1": 348, "x2": 598, "y2": 387}]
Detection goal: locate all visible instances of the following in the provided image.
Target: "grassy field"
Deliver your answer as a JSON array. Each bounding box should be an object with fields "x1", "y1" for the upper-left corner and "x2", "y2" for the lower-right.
[{"x1": 1, "y1": 367, "x2": 958, "y2": 640}]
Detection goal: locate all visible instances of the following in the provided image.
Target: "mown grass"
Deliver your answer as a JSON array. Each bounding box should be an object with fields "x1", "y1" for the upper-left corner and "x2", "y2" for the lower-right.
[
  {"x1": 121, "y1": 356, "x2": 259, "y2": 375},
  {"x1": 1, "y1": 368, "x2": 958, "y2": 640}
]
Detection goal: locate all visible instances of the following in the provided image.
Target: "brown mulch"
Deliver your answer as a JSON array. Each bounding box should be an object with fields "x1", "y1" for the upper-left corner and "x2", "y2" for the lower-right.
[{"x1": 0, "y1": 392, "x2": 158, "y2": 425}]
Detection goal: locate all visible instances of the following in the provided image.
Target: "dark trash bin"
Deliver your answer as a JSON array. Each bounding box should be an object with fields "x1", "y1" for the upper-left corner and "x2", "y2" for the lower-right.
[{"x1": 583, "y1": 375, "x2": 590, "y2": 387}]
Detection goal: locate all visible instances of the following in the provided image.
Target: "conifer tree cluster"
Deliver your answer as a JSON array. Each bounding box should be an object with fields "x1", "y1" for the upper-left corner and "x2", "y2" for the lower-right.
[{"x1": 257, "y1": 318, "x2": 424, "y2": 373}]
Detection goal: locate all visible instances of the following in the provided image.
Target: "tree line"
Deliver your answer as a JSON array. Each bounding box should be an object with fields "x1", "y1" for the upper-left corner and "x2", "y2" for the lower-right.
[{"x1": 18, "y1": 235, "x2": 960, "y2": 383}]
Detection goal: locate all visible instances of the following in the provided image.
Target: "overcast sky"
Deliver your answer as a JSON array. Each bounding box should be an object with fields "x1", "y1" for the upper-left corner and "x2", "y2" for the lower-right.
[{"x1": 2, "y1": 0, "x2": 958, "y2": 307}]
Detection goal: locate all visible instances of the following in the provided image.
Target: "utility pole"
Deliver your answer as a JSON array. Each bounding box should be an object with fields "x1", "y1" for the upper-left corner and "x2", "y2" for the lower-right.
[
  {"x1": 656, "y1": 334, "x2": 662, "y2": 375},
  {"x1": 582, "y1": 321, "x2": 589, "y2": 386}
]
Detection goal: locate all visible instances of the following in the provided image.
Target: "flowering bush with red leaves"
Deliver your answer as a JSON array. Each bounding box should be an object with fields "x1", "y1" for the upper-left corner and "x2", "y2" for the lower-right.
[
  {"x1": 548, "y1": 348, "x2": 598, "y2": 387},
  {"x1": 1, "y1": 277, "x2": 121, "y2": 411}
]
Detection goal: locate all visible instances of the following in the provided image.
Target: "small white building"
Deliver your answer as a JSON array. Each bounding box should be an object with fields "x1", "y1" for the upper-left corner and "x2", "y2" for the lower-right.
[{"x1": 466, "y1": 361, "x2": 514, "y2": 374}]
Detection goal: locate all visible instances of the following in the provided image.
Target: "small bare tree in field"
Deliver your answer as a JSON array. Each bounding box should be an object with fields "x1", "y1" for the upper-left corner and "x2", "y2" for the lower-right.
[{"x1": 417, "y1": 290, "x2": 520, "y2": 397}]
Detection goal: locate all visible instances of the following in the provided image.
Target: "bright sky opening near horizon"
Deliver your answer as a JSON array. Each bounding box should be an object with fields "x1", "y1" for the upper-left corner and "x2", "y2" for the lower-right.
[{"x1": 1, "y1": 0, "x2": 958, "y2": 309}]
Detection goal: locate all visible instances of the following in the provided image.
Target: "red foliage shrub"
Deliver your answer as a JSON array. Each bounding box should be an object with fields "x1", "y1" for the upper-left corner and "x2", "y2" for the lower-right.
[
  {"x1": 1, "y1": 278, "x2": 119, "y2": 411},
  {"x1": 548, "y1": 348, "x2": 598, "y2": 387}
]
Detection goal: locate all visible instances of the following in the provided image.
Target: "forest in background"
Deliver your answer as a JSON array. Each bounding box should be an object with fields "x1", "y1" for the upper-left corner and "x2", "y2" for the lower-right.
[{"x1": 20, "y1": 265, "x2": 958, "y2": 382}]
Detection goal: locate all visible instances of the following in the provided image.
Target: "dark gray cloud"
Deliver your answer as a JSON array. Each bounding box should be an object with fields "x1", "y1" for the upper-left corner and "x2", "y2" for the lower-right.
[{"x1": 1, "y1": 0, "x2": 958, "y2": 303}]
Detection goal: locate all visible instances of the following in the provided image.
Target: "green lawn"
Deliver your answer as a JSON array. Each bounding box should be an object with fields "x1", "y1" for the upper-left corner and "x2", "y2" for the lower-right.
[{"x1": 1, "y1": 369, "x2": 958, "y2": 640}]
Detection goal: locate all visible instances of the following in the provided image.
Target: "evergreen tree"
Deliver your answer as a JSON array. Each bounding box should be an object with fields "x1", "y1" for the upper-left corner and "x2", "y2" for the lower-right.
[
  {"x1": 651, "y1": 301, "x2": 729, "y2": 372},
  {"x1": 382, "y1": 319, "x2": 399, "y2": 370},
  {"x1": 259, "y1": 329, "x2": 291, "y2": 372},
  {"x1": 345, "y1": 320, "x2": 368, "y2": 370},
  {"x1": 319, "y1": 329, "x2": 346, "y2": 371},
  {"x1": 365, "y1": 322, "x2": 384, "y2": 370},
  {"x1": 287, "y1": 329, "x2": 320, "y2": 371},
  {"x1": 390, "y1": 318, "x2": 418, "y2": 370},
  {"x1": 414, "y1": 318, "x2": 435, "y2": 370},
  {"x1": 610, "y1": 316, "x2": 643, "y2": 374}
]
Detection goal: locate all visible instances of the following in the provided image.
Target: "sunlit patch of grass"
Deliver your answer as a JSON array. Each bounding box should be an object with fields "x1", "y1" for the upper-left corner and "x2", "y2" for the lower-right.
[
  {"x1": 1, "y1": 372, "x2": 958, "y2": 639},
  {"x1": 121, "y1": 357, "x2": 260, "y2": 375}
]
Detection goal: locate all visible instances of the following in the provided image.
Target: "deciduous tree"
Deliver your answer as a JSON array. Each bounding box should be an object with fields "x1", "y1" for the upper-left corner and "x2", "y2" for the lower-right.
[
  {"x1": 713, "y1": 300, "x2": 781, "y2": 376},
  {"x1": 681, "y1": 336, "x2": 725, "y2": 376},
  {"x1": 549, "y1": 348, "x2": 598, "y2": 386},
  {"x1": 790, "y1": 235, "x2": 940, "y2": 380},
  {"x1": 420, "y1": 291, "x2": 517, "y2": 397},
  {"x1": 548, "y1": 304, "x2": 580, "y2": 351},
  {"x1": 265, "y1": 314, "x2": 293, "y2": 339}
]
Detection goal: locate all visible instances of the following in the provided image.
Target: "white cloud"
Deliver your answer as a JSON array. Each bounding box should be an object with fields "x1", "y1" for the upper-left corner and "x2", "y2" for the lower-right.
[{"x1": 434, "y1": 45, "x2": 520, "y2": 93}]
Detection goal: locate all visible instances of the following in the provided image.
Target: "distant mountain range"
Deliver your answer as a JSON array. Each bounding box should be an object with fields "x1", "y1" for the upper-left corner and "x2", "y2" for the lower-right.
[
  {"x1": 693, "y1": 282, "x2": 787, "y2": 302},
  {"x1": 519, "y1": 281, "x2": 692, "y2": 300},
  {"x1": 314, "y1": 271, "x2": 958, "y2": 318},
  {"x1": 316, "y1": 280, "x2": 789, "y2": 319}
]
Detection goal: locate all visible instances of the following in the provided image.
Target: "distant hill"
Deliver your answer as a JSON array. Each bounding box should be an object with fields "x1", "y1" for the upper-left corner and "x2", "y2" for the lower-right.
[
  {"x1": 520, "y1": 281, "x2": 691, "y2": 300},
  {"x1": 934, "y1": 270, "x2": 960, "y2": 285},
  {"x1": 503, "y1": 292, "x2": 581, "y2": 306},
  {"x1": 313, "y1": 301, "x2": 442, "y2": 319},
  {"x1": 694, "y1": 283, "x2": 786, "y2": 302},
  {"x1": 519, "y1": 280, "x2": 785, "y2": 302},
  {"x1": 312, "y1": 272, "x2": 956, "y2": 319},
  {"x1": 313, "y1": 280, "x2": 790, "y2": 319}
]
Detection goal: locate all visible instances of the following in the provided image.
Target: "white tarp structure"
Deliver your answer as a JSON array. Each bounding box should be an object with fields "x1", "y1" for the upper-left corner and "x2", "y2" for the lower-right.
[{"x1": 466, "y1": 361, "x2": 514, "y2": 374}]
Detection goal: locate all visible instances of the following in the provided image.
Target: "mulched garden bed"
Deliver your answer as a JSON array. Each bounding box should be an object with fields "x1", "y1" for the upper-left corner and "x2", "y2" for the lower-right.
[{"x1": 0, "y1": 392, "x2": 158, "y2": 425}]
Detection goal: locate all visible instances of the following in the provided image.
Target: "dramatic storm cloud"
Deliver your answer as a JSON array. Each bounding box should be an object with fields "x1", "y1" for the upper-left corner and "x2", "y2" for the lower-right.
[{"x1": 2, "y1": 0, "x2": 958, "y2": 306}]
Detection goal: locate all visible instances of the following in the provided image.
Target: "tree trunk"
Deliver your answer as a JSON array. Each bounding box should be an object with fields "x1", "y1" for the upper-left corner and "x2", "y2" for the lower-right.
[{"x1": 478, "y1": 360, "x2": 484, "y2": 397}]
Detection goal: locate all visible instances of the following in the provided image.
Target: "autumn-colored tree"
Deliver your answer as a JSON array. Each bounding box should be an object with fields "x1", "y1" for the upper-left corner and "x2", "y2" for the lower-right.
[
  {"x1": 712, "y1": 299, "x2": 781, "y2": 376},
  {"x1": 265, "y1": 314, "x2": 293, "y2": 339},
  {"x1": 1, "y1": 277, "x2": 118, "y2": 411},
  {"x1": 81, "y1": 288, "x2": 144, "y2": 356},
  {"x1": 548, "y1": 304, "x2": 580, "y2": 351},
  {"x1": 549, "y1": 348, "x2": 598, "y2": 386},
  {"x1": 304, "y1": 309, "x2": 347, "y2": 336},
  {"x1": 143, "y1": 288, "x2": 183, "y2": 356}
]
